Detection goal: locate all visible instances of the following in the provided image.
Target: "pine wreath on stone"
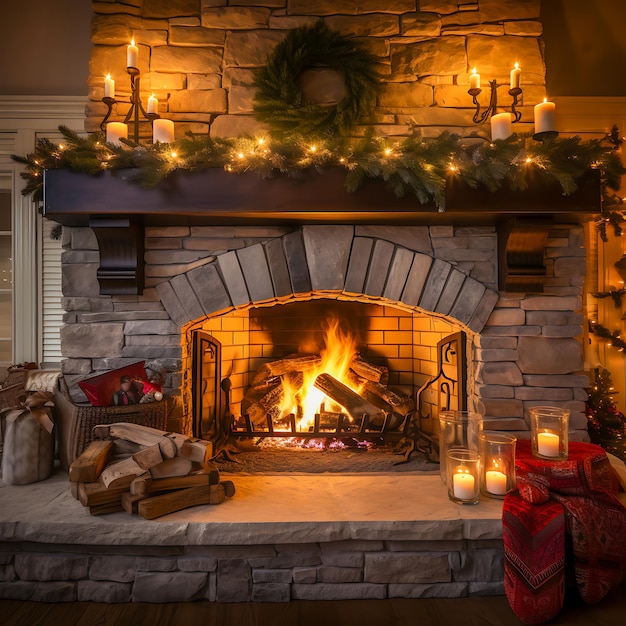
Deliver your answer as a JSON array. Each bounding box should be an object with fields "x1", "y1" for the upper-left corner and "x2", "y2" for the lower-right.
[{"x1": 252, "y1": 21, "x2": 381, "y2": 139}]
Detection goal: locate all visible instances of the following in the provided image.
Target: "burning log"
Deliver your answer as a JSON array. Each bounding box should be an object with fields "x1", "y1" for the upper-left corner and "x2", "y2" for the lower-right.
[
  {"x1": 314, "y1": 373, "x2": 386, "y2": 427},
  {"x1": 244, "y1": 371, "x2": 303, "y2": 427},
  {"x1": 363, "y1": 381, "x2": 415, "y2": 419},
  {"x1": 251, "y1": 354, "x2": 321, "y2": 386},
  {"x1": 350, "y1": 357, "x2": 389, "y2": 385}
]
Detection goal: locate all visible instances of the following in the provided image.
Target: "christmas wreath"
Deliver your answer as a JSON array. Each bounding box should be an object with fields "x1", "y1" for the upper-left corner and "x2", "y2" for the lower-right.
[{"x1": 253, "y1": 21, "x2": 381, "y2": 139}]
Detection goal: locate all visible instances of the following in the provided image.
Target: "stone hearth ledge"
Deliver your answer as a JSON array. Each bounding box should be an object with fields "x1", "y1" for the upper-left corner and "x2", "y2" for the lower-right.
[{"x1": 0, "y1": 470, "x2": 503, "y2": 546}]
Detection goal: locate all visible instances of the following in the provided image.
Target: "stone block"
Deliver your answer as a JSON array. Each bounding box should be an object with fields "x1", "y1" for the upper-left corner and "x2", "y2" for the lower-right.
[
  {"x1": 136, "y1": 557, "x2": 177, "y2": 572},
  {"x1": 283, "y1": 231, "x2": 312, "y2": 293},
  {"x1": 479, "y1": 398, "x2": 524, "y2": 418},
  {"x1": 201, "y1": 6, "x2": 270, "y2": 29},
  {"x1": 237, "y1": 243, "x2": 275, "y2": 302},
  {"x1": 223, "y1": 30, "x2": 285, "y2": 67},
  {"x1": 481, "y1": 417, "x2": 528, "y2": 431},
  {"x1": 451, "y1": 548, "x2": 504, "y2": 582},
  {"x1": 449, "y1": 277, "x2": 487, "y2": 325},
  {"x1": 541, "y1": 325, "x2": 583, "y2": 337},
  {"x1": 293, "y1": 566, "x2": 317, "y2": 583},
  {"x1": 388, "y1": 582, "x2": 468, "y2": 598},
  {"x1": 344, "y1": 237, "x2": 374, "y2": 294},
  {"x1": 429, "y1": 226, "x2": 454, "y2": 238},
  {"x1": 248, "y1": 552, "x2": 321, "y2": 569},
  {"x1": 252, "y1": 582, "x2": 291, "y2": 602},
  {"x1": 474, "y1": 384, "x2": 514, "y2": 399},
  {"x1": 151, "y1": 46, "x2": 222, "y2": 74},
  {"x1": 292, "y1": 582, "x2": 386, "y2": 600},
  {"x1": 400, "y1": 252, "x2": 432, "y2": 306},
  {"x1": 228, "y1": 85, "x2": 255, "y2": 114},
  {"x1": 526, "y1": 311, "x2": 583, "y2": 326},
  {"x1": 326, "y1": 14, "x2": 400, "y2": 37},
  {"x1": 177, "y1": 556, "x2": 218, "y2": 572},
  {"x1": 124, "y1": 320, "x2": 179, "y2": 335},
  {"x1": 89, "y1": 555, "x2": 137, "y2": 583},
  {"x1": 477, "y1": 362, "x2": 523, "y2": 386},
  {"x1": 378, "y1": 82, "x2": 433, "y2": 108},
  {"x1": 475, "y1": 348, "x2": 518, "y2": 362},
  {"x1": 132, "y1": 571, "x2": 208, "y2": 602},
  {"x1": 169, "y1": 89, "x2": 228, "y2": 114},
  {"x1": 320, "y1": 540, "x2": 384, "y2": 552},
  {"x1": 264, "y1": 238, "x2": 293, "y2": 298},
  {"x1": 217, "y1": 250, "x2": 249, "y2": 306},
  {"x1": 186, "y1": 262, "x2": 232, "y2": 315},
  {"x1": 418, "y1": 258, "x2": 451, "y2": 312},
  {"x1": 288, "y1": 0, "x2": 415, "y2": 15},
  {"x1": 0, "y1": 580, "x2": 77, "y2": 602},
  {"x1": 364, "y1": 552, "x2": 450, "y2": 584},
  {"x1": 486, "y1": 308, "x2": 525, "y2": 326},
  {"x1": 61, "y1": 323, "x2": 124, "y2": 358},
  {"x1": 390, "y1": 36, "x2": 466, "y2": 77},
  {"x1": 155, "y1": 281, "x2": 190, "y2": 326},
  {"x1": 70, "y1": 227, "x2": 98, "y2": 250},
  {"x1": 479, "y1": 0, "x2": 541, "y2": 21},
  {"x1": 62, "y1": 263, "x2": 100, "y2": 298},
  {"x1": 216, "y1": 558, "x2": 251, "y2": 602},
  {"x1": 482, "y1": 325, "x2": 541, "y2": 336},
  {"x1": 355, "y1": 226, "x2": 431, "y2": 254},
  {"x1": 466, "y1": 35, "x2": 544, "y2": 78},
  {"x1": 318, "y1": 566, "x2": 362, "y2": 583},
  {"x1": 320, "y1": 552, "x2": 364, "y2": 567},
  {"x1": 384, "y1": 248, "x2": 414, "y2": 302},
  {"x1": 303, "y1": 225, "x2": 353, "y2": 291},
  {"x1": 517, "y1": 337, "x2": 583, "y2": 374},
  {"x1": 434, "y1": 269, "x2": 466, "y2": 315},
  {"x1": 521, "y1": 295, "x2": 581, "y2": 311},
  {"x1": 210, "y1": 114, "x2": 267, "y2": 138},
  {"x1": 169, "y1": 25, "x2": 226, "y2": 46},
  {"x1": 468, "y1": 581, "x2": 506, "y2": 595},
  {"x1": 514, "y1": 387, "x2": 573, "y2": 401},
  {"x1": 401, "y1": 12, "x2": 441, "y2": 36},
  {"x1": 170, "y1": 274, "x2": 205, "y2": 321},
  {"x1": 14, "y1": 554, "x2": 88, "y2": 582},
  {"x1": 553, "y1": 257, "x2": 586, "y2": 277},
  {"x1": 77, "y1": 580, "x2": 131, "y2": 602},
  {"x1": 467, "y1": 289, "x2": 500, "y2": 333},
  {"x1": 364, "y1": 239, "x2": 394, "y2": 297},
  {"x1": 252, "y1": 568, "x2": 293, "y2": 584}
]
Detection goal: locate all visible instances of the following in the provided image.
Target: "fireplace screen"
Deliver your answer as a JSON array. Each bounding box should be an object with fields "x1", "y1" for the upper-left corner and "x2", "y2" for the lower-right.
[{"x1": 189, "y1": 300, "x2": 467, "y2": 453}]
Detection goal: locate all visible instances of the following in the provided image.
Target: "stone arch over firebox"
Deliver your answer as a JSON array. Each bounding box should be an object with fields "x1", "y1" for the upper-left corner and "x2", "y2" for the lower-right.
[{"x1": 154, "y1": 226, "x2": 499, "y2": 332}]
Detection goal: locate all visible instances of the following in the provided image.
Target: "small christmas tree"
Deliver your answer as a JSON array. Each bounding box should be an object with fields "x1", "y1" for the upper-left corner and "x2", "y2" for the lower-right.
[{"x1": 586, "y1": 367, "x2": 626, "y2": 460}]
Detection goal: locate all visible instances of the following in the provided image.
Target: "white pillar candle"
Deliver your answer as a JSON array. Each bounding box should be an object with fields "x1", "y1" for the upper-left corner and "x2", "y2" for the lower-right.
[
  {"x1": 153, "y1": 118, "x2": 175, "y2": 143},
  {"x1": 485, "y1": 470, "x2": 507, "y2": 495},
  {"x1": 510, "y1": 62, "x2": 521, "y2": 89},
  {"x1": 147, "y1": 93, "x2": 158, "y2": 114},
  {"x1": 106, "y1": 122, "x2": 128, "y2": 146},
  {"x1": 104, "y1": 74, "x2": 115, "y2": 98},
  {"x1": 490, "y1": 112, "x2": 512, "y2": 141},
  {"x1": 534, "y1": 98, "x2": 556, "y2": 133},
  {"x1": 537, "y1": 432, "x2": 560, "y2": 457},
  {"x1": 453, "y1": 471, "x2": 475, "y2": 500},
  {"x1": 469, "y1": 67, "x2": 480, "y2": 89},
  {"x1": 127, "y1": 38, "x2": 138, "y2": 68}
]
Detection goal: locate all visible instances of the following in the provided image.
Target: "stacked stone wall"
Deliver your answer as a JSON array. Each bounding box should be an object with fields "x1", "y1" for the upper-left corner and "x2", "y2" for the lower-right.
[
  {"x1": 87, "y1": 0, "x2": 545, "y2": 139},
  {"x1": 0, "y1": 538, "x2": 504, "y2": 603}
]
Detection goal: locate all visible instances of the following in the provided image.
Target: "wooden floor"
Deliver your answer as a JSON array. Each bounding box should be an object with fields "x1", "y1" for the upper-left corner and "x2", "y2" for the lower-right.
[{"x1": 2, "y1": 583, "x2": 625, "y2": 626}]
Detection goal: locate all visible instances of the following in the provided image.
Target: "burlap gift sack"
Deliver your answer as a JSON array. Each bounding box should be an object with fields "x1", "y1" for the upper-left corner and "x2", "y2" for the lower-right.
[{"x1": 0, "y1": 391, "x2": 55, "y2": 485}]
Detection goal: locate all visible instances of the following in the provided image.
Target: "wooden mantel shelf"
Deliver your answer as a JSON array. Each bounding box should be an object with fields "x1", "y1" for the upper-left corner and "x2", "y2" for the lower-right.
[
  {"x1": 44, "y1": 168, "x2": 600, "y2": 227},
  {"x1": 42, "y1": 168, "x2": 601, "y2": 295}
]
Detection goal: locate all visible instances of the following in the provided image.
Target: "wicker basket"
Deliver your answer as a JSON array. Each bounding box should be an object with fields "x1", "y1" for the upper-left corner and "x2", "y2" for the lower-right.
[{"x1": 54, "y1": 375, "x2": 170, "y2": 470}]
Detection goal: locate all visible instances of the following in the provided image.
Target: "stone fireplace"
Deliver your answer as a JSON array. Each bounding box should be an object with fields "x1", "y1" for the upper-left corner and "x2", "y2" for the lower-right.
[{"x1": 1, "y1": 0, "x2": 602, "y2": 605}]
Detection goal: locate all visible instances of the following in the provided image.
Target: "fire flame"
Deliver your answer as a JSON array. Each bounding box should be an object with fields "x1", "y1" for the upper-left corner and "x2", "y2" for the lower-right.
[{"x1": 279, "y1": 317, "x2": 362, "y2": 428}]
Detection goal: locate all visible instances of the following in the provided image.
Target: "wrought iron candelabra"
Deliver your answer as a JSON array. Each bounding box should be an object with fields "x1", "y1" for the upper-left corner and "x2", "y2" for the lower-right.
[
  {"x1": 100, "y1": 66, "x2": 160, "y2": 143},
  {"x1": 468, "y1": 79, "x2": 522, "y2": 126}
]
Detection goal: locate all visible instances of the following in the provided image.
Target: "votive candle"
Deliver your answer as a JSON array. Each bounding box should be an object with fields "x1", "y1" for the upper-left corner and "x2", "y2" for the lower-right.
[
  {"x1": 491, "y1": 112, "x2": 512, "y2": 141},
  {"x1": 537, "y1": 432, "x2": 560, "y2": 457},
  {"x1": 510, "y1": 62, "x2": 521, "y2": 89},
  {"x1": 485, "y1": 470, "x2": 507, "y2": 495},
  {"x1": 470, "y1": 67, "x2": 480, "y2": 89},
  {"x1": 453, "y1": 470, "x2": 475, "y2": 500},
  {"x1": 147, "y1": 93, "x2": 158, "y2": 114}
]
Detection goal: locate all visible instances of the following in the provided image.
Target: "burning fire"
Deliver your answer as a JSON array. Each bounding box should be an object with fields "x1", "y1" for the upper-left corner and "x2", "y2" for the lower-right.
[{"x1": 279, "y1": 317, "x2": 363, "y2": 428}]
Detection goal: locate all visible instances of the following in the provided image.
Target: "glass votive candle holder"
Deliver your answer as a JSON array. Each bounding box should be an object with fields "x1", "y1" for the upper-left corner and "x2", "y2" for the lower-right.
[
  {"x1": 446, "y1": 448, "x2": 480, "y2": 505},
  {"x1": 478, "y1": 432, "x2": 516, "y2": 499},
  {"x1": 529, "y1": 406, "x2": 569, "y2": 460},
  {"x1": 439, "y1": 410, "x2": 483, "y2": 485}
]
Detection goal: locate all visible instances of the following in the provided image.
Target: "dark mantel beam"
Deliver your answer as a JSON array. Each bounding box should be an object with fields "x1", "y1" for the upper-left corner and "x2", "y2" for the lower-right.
[{"x1": 43, "y1": 168, "x2": 601, "y2": 295}]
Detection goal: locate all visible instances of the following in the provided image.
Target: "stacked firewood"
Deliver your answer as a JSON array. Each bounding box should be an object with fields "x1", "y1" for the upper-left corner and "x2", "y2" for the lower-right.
[
  {"x1": 241, "y1": 354, "x2": 414, "y2": 432},
  {"x1": 68, "y1": 423, "x2": 234, "y2": 520}
]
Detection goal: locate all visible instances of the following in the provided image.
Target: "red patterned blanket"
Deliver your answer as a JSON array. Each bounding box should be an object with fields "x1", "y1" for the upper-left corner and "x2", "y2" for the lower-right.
[{"x1": 503, "y1": 440, "x2": 626, "y2": 624}]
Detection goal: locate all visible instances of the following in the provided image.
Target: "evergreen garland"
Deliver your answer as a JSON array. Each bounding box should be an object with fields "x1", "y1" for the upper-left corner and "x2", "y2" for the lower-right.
[
  {"x1": 252, "y1": 21, "x2": 381, "y2": 139},
  {"x1": 12, "y1": 125, "x2": 625, "y2": 215},
  {"x1": 591, "y1": 287, "x2": 626, "y2": 308},
  {"x1": 588, "y1": 321, "x2": 626, "y2": 352}
]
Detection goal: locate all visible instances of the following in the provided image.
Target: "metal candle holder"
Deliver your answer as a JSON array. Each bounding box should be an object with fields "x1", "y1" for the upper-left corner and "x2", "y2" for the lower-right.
[
  {"x1": 468, "y1": 79, "x2": 522, "y2": 125},
  {"x1": 100, "y1": 67, "x2": 160, "y2": 144}
]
